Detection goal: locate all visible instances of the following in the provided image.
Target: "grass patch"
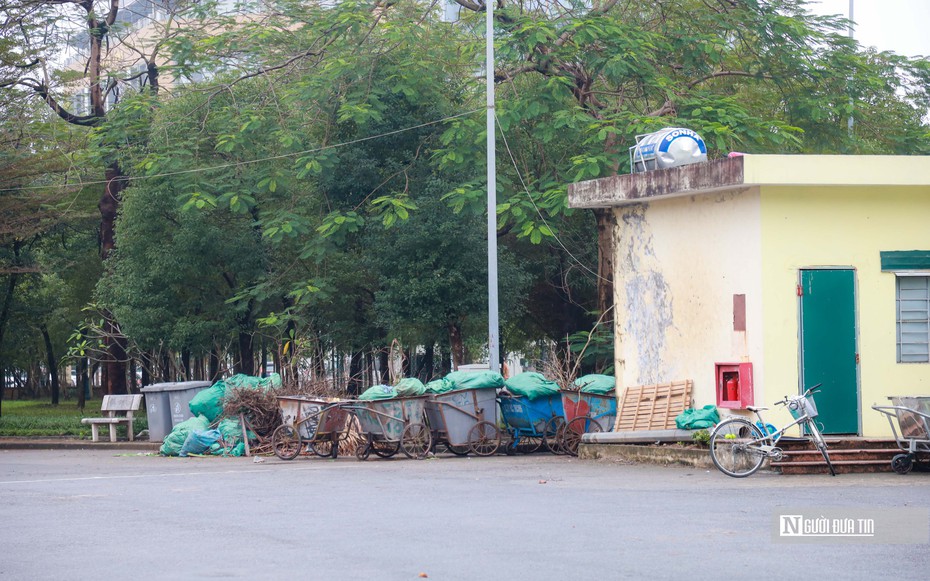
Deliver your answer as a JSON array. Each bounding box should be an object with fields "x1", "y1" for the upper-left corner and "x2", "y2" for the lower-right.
[{"x1": 0, "y1": 399, "x2": 148, "y2": 438}]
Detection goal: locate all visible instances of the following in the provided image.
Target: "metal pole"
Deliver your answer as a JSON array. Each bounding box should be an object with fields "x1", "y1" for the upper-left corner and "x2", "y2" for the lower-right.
[
  {"x1": 848, "y1": 0, "x2": 855, "y2": 135},
  {"x1": 486, "y1": 1, "x2": 500, "y2": 373}
]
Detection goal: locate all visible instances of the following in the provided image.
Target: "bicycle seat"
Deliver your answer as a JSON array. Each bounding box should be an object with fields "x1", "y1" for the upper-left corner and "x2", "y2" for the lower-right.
[{"x1": 746, "y1": 406, "x2": 768, "y2": 412}]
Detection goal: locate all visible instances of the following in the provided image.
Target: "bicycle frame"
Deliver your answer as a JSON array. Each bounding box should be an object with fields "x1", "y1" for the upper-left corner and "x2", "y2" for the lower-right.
[{"x1": 741, "y1": 409, "x2": 813, "y2": 454}]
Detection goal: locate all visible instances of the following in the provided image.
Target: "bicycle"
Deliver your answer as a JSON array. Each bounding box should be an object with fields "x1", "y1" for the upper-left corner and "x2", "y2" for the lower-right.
[{"x1": 709, "y1": 384, "x2": 836, "y2": 477}]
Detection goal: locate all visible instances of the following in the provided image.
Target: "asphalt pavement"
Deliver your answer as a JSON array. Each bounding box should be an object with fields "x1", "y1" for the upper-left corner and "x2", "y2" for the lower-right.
[{"x1": 1, "y1": 448, "x2": 928, "y2": 580}]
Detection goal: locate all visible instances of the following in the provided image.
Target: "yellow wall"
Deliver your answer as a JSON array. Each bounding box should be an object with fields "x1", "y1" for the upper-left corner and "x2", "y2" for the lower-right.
[
  {"x1": 760, "y1": 185, "x2": 930, "y2": 436},
  {"x1": 612, "y1": 188, "x2": 763, "y2": 407}
]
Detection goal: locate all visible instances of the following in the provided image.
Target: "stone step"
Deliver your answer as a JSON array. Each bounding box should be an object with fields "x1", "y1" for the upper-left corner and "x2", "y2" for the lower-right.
[
  {"x1": 774, "y1": 459, "x2": 894, "y2": 475},
  {"x1": 775, "y1": 438, "x2": 899, "y2": 451},
  {"x1": 779, "y1": 448, "x2": 898, "y2": 463}
]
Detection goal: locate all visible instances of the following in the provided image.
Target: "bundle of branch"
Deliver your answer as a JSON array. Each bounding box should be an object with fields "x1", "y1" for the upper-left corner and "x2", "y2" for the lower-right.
[
  {"x1": 222, "y1": 386, "x2": 282, "y2": 438},
  {"x1": 285, "y1": 377, "x2": 346, "y2": 400}
]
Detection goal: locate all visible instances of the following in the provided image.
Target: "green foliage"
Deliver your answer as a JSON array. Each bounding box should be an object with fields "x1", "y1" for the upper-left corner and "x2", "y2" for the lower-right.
[
  {"x1": 0, "y1": 400, "x2": 148, "y2": 437},
  {"x1": 692, "y1": 429, "x2": 711, "y2": 447}
]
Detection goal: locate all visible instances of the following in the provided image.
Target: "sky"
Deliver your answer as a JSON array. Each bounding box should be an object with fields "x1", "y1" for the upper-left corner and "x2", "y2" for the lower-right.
[{"x1": 809, "y1": 0, "x2": 930, "y2": 58}]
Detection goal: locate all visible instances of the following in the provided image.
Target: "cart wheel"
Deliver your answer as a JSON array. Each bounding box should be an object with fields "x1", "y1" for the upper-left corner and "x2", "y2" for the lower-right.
[
  {"x1": 445, "y1": 443, "x2": 470, "y2": 456},
  {"x1": 562, "y1": 416, "x2": 603, "y2": 457},
  {"x1": 272, "y1": 425, "x2": 302, "y2": 461},
  {"x1": 355, "y1": 442, "x2": 371, "y2": 461},
  {"x1": 468, "y1": 421, "x2": 501, "y2": 457},
  {"x1": 372, "y1": 440, "x2": 400, "y2": 458},
  {"x1": 401, "y1": 422, "x2": 432, "y2": 460},
  {"x1": 310, "y1": 439, "x2": 333, "y2": 458},
  {"x1": 518, "y1": 435, "x2": 543, "y2": 454},
  {"x1": 544, "y1": 417, "x2": 566, "y2": 455},
  {"x1": 892, "y1": 453, "x2": 914, "y2": 475}
]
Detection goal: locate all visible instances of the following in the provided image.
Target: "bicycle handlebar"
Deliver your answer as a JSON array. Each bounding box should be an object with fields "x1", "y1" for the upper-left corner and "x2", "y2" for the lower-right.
[{"x1": 775, "y1": 384, "x2": 824, "y2": 406}]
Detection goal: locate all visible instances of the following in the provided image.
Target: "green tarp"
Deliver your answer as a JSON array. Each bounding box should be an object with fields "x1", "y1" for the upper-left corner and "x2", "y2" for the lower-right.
[
  {"x1": 445, "y1": 371, "x2": 504, "y2": 391},
  {"x1": 574, "y1": 374, "x2": 615, "y2": 394},
  {"x1": 359, "y1": 384, "x2": 398, "y2": 401},
  {"x1": 425, "y1": 378, "x2": 454, "y2": 394},
  {"x1": 504, "y1": 372, "x2": 560, "y2": 400},
  {"x1": 675, "y1": 405, "x2": 720, "y2": 430},
  {"x1": 394, "y1": 377, "x2": 426, "y2": 397}
]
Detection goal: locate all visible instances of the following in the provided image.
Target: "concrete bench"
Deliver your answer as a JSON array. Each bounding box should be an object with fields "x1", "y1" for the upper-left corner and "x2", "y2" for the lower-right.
[{"x1": 81, "y1": 394, "x2": 143, "y2": 442}]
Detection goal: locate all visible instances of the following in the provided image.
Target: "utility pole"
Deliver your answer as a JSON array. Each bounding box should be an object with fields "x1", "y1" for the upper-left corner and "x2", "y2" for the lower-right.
[{"x1": 486, "y1": 1, "x2": 500, "y2": 373}]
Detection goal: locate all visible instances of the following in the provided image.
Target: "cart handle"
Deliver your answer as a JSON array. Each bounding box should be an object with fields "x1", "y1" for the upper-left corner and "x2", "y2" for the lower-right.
[{"x1": 871, "y1": 404, "x2": 930, "y2": 421}]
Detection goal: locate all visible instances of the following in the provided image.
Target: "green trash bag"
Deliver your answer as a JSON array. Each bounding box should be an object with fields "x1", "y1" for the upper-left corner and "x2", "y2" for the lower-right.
[
  {"x1": 445, "y1": 371, "x2": 504, "y2": 391},
  {"x1": 425, "y1": 378, "x2": 454, "y2": 394},
  {"x1": 189, "y1": 380, "x2": 227, "y2": 423},
  {"x1": 394, "y1": 377, "x2": 426, "y2": 397},
  {"x1": 160, "y1": 415, "x2": 210, "y2": 456},
  {"x1": 225, "y1": 373, "x2": 281, "y2": 391},
  {"x1": 504, "y1": 372, "x2": 560, "y2": 400},
  {"x1": 574, "y1": 374, "x2": 615, "y2": 394},
  {"x1": 675, "y1": 405, "x2": 720, "y2": 430},
  {"x1": 359, "y1": 384, "x2": 398, "y2": 401}
]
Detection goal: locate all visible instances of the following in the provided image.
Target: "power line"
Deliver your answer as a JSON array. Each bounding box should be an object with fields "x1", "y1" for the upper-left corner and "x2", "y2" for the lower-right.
[
  {"x1": 0, "y1": 109, "x2": 483, "y2": 194},
  {"x1": 495, "y1": 112, "x2": 610, "y2": 285}
]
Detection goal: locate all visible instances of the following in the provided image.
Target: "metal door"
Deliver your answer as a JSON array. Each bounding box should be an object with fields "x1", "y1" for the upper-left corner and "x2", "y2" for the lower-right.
[{"x1": 798, "y1": 268, "x2": 860, "y2": 434}]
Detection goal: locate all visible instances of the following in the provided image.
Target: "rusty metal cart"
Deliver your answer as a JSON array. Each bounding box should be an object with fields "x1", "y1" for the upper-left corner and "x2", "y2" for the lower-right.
[
  {"x1": 426, "y1": 387, "x2": 501, "y2": 456},
  {"x1": 353, "y1": 395, "x2": 432, "y2": 460},
  {"x1": 497, "y1": 392, "x2": 564, "y2": 454},
  {"x1": 557, "y1": 390, "x2": 618, "y2": 456},
  {"x1": 872, "y1": 395, "x2": 930, "y2": 474},
  {"x1": 271, "y1": 396, "x2": 356, "y2": 460}
]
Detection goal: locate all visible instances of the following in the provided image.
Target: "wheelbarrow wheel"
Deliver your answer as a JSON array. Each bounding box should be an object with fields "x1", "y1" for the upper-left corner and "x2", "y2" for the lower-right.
[
  {"x1": 272, "y1": 425, "x2": 302, "y2": 461},
  {"x1": 518, "y1": 435, "x2": 543, "y2": 454},
  {"x1": 445, "y1": 443, "x2": 470, "y2": 456},
  {"x1": 401, "y1": 422, "x2": 432, "y2": 459},
  {"x1": 310, "y1": 439, "x2": 334, "y2": 458},
  {"x1": 543, "y1": 417, "x2": 566, "y2": 455},
  {"x1": 892, "y1": 453, "x2": 914, "y2": 475},
  {"x1": 372, "y1": 440, "x2": 400, "y2": 458},
  {"x1": 562, "y1": 416, "x2": 603, "y2": 457},
  {"x1": 468, "y1": 421, "x2": 501, "y2": 457},
  {"x1": 355, "y1": 442, "x2": 371, "y2": 461}
]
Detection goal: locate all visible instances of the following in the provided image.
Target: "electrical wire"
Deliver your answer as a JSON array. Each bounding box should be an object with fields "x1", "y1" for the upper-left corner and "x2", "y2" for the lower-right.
[
  {"x1": 494, "y1": 112, "x2": 611, "y2": 285},
  {"x1": 0, "y1": 109, "x2": 482, "y2": 194}
]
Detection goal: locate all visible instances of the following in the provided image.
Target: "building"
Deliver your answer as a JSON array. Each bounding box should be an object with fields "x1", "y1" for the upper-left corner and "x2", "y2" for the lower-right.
[{"x1": 568, "y1": 154, "x2": 930, "y2": 437}]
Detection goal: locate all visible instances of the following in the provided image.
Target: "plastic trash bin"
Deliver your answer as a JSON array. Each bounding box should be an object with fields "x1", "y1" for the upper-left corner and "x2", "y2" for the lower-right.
[{"x1": 141, "y1": 381, "x2": 212, "y2": 441}]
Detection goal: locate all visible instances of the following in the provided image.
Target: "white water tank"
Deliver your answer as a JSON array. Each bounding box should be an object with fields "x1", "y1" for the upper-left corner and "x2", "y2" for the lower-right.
[{"x1": 630, "y1": 127, "x2": 707, "y2": 173}]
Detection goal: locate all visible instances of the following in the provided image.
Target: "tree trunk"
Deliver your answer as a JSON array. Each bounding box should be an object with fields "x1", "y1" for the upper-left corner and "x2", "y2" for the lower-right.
[
  {"x1": 448, "y1": 323, "x2": 465, "y2": 370},
  {"x1": 377, "y1": 348, "x2": 389, "y2": 384},
  {"x1": 440, "y1": 345, "x2": 452, "y2": 376},
  {"x1": 594, "y1": 208, "x2": 616, "y2": 322},
  {"x1": 181, "y1": 348, "x2": 191, "y2": 381},
  {"x1": 40, "y1": 324, "x2": 60, "y2": 405},
  {"x1": 129, "y1": 358, "x2": 137, "y2": 392},
  {"x1": 209, "y1": 348, "x2": 220, "y2": 382},
  {"x1": 236, "y1": 331, "x2": 254, "y2": 376},
  {"x1": 348, "y1": 351, "x2": 364, "y2": 396},
  {"x1": 78, "y1": 355, "x2": 89, "y2": 410},
  {"x1": 160, "y1": 351, "x2": 171, "y2": 382},
  {"x1": 420, "y1": 345, "x2": 435, "y2": 382}
]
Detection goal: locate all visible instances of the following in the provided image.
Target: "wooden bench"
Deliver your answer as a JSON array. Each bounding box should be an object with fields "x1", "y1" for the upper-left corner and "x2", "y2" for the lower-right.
[{"x1": 81, "y1": 394, "x2": 143, "y2": 442}]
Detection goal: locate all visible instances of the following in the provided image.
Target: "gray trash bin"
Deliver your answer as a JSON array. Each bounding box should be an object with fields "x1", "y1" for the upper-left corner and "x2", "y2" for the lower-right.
[{"x1": 141, "y1": 381, "x2": 212, "y2": 441}]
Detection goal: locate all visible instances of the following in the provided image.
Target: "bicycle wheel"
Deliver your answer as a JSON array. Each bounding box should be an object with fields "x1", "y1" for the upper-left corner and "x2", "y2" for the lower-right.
[
  {"x1": 709, "y1": 418, "x2": 766, "y2": 477},
  {"x1": 805, "y1": 420, "x2": 836, "y2": 476}
]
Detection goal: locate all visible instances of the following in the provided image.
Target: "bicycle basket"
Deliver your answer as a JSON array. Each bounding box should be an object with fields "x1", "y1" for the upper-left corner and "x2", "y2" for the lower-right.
[{"x1": 787, "y1": 394, "x2": 818, "y2": 419}]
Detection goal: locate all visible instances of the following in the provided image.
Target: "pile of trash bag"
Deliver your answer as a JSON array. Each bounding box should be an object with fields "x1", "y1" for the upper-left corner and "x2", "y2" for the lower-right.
[{"x1": 159, "y1": 373, "x2": 275, "y2": 456}]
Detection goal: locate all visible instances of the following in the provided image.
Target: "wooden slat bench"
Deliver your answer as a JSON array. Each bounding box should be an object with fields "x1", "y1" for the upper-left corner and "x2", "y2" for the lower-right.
[{"x1": 81, "y1": 394, "x2": 143, "y2": 442}]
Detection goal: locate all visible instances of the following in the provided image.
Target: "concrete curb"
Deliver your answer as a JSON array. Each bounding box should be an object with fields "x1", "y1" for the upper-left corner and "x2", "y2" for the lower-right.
[
  {"x1": 0, "y1": 438, "x2": 160, "y2": 451},
  {"x1": 579, "y1": 443, "x2": 714, "y2": 469}
]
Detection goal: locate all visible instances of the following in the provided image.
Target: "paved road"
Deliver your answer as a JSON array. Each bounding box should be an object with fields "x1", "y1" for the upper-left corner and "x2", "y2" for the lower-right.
[{"x1": 1, "y1": 450, "x2": 928, "y2": 580}]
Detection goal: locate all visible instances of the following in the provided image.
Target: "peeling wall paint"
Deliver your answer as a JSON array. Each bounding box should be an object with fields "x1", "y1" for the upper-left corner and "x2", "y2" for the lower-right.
[{"x1": 619, "y1": 208, "x2": 676, "y2": 386}]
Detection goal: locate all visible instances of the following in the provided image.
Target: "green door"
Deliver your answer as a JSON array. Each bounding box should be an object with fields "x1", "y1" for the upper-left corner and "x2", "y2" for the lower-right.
[{"x1": 799, "y1": 269, "x2": 859, "y2": 434}]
